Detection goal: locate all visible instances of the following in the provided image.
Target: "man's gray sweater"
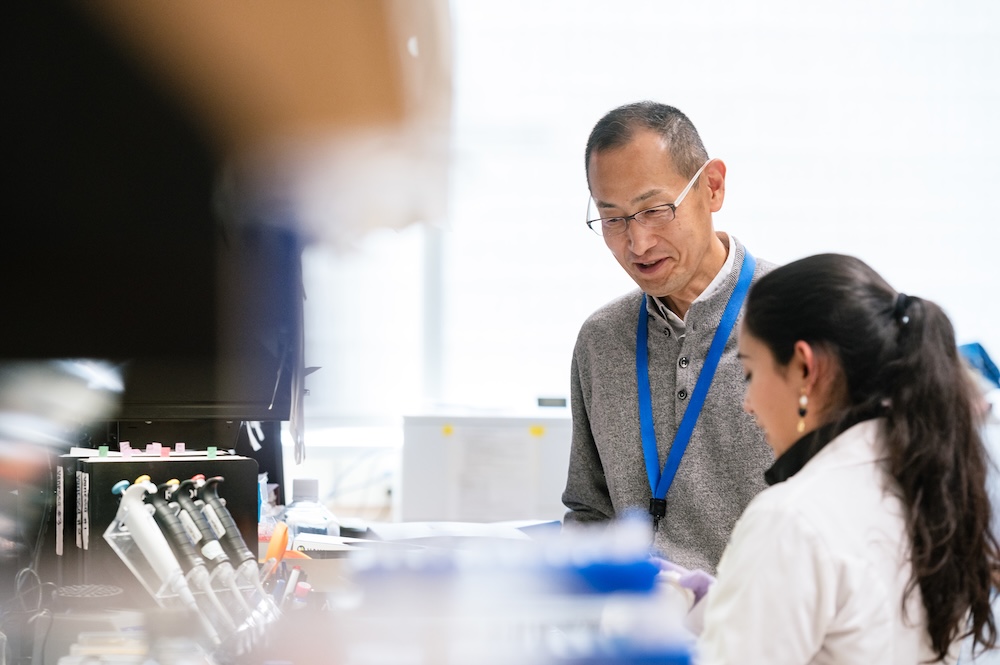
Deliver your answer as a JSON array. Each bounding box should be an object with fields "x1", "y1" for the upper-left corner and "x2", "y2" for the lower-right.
[{"x1": 562, "y1": 236, "x2": 775, "y2": 574}]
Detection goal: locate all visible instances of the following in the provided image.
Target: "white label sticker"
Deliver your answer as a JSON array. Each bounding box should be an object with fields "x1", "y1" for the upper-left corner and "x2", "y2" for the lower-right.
[
  {"x1": 178, "y1": 509, "x2": 202, "y2": 545},
  {"x1": 55, "y1": 466, "x2": 64, "y2": 556},
  {"x1": 202, "y1": 504, "x2": 225, "y2": 540},
  {"x1": 81, "y1": 472, "x2": 90, "y2": 550},
  {"x1": 200, "y1": 538, "x2": 225, "y2": 562},
  {"x1": 76, "y1": 470, "x2": 83, "y2": 548}
]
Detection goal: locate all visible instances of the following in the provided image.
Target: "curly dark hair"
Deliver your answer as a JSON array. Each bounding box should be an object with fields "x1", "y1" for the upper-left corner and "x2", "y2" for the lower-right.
[{"x1": 743, "y1": 253, "x2": 999, "y2": 660}]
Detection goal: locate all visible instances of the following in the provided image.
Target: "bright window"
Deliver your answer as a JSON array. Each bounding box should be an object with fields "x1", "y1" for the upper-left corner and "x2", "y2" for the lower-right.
[{"x1": 301, "y1": 0, "x2": 1000, "y2": 431}]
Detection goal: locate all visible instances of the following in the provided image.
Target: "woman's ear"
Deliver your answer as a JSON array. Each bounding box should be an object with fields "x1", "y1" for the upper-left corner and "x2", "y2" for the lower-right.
[
  {"x1": 792, "y1": 341, "x2": 847, "y2": 417},
  {"x1": 791, "y1": 340, "x2": 816, "y2": 390}
]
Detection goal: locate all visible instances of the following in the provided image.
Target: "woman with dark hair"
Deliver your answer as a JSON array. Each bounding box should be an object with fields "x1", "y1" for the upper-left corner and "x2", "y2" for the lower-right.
[{"x1": 696, "y1": 253, "x2": 999, "y2": 663}]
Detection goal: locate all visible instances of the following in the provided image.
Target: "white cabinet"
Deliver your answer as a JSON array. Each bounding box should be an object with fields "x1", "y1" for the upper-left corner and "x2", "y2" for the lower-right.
[{"x1": 398, "y1": 411, "x2": 571, "y2": 523}]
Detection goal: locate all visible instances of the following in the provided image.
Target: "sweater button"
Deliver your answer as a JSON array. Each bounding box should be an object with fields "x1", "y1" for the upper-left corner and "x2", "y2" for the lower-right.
[
  {"x1": 679, "y1": 356, "x2": 689, "y2": 368},
  {"x1": 677, "y1": 389, "x2": 688, "y2": 400},
  {"x1": 663, "y1": 328, "x2": 671, "y2": 337}
]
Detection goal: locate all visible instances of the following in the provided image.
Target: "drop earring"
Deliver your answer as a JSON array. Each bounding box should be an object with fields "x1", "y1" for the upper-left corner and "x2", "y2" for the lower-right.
[{"x1": 797, "y1": 391, "x2": 808, "y2": 433}]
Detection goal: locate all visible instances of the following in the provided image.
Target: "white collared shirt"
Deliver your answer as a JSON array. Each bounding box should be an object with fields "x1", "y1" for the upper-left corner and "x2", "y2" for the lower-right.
[{"x1": 652, "y1": 233, "x2": 737, "y2": 332}]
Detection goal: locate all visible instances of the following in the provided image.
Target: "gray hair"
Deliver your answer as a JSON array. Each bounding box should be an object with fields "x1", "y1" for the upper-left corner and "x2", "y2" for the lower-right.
[{"x1": 584, "y1": 101, "x2": 709, "y2": 183}]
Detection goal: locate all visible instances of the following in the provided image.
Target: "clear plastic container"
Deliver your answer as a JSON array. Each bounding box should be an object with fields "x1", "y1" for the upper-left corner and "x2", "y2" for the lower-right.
[{"x1": 279, "y1": 478, "x2": 340, "y2": 541}]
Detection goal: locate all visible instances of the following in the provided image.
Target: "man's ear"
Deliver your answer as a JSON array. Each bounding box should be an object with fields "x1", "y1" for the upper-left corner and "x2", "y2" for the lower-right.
[{"x1": 704, "y1": 158, "x2": 726, "y2": 213}]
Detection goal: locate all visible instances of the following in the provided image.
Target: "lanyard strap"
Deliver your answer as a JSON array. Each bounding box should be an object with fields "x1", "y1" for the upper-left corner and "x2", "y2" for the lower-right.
[{"x1": 637, "y1": 250, "x2": 756, "y2": 512}]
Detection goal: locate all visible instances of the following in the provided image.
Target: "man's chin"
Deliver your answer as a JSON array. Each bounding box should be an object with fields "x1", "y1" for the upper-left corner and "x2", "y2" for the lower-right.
[{"x1": 633, "y1": 277, "x2": 676, "y2": 299}]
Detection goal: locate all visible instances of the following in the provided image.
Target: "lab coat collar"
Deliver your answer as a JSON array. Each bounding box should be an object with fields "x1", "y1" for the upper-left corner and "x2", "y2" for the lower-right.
[{"x1": 765, "y1": 416, "x2": 882, "y2": 486}]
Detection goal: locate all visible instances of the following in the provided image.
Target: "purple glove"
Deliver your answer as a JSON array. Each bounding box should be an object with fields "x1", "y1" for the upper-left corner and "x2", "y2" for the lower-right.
[{"x1": 650, "y1": 557, "x2": 716, "y2": 604}]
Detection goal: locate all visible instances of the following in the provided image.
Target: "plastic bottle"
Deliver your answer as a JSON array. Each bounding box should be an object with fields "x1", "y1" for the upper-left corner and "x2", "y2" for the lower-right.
[{"x1": 279, "y1": 478, "x2": 340, "y2": 543}]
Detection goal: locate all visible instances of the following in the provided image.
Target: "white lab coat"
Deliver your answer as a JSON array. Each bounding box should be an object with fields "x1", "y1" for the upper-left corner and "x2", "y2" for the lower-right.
[{"x1": 696, "y1": 419, "x2": 952, "y2": 665}]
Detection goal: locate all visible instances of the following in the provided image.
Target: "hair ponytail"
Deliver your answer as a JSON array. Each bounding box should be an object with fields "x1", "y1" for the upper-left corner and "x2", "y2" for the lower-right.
[{"x1": 880, "y1": 295, "x2": 998, "y2": 658}]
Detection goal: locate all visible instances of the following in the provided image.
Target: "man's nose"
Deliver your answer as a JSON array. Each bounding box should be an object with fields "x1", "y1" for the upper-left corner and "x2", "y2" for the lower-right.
[
  {"x1": 743, "y1": 392, "x2": 753, "y2": 415},
  {"x1": 626, "y1": 219, "x2": 657, "y2": 255}
]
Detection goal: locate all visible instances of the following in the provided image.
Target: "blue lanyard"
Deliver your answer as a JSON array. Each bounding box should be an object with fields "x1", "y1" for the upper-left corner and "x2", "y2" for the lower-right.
[{"x1": 636, "y1": 250, "x2": 756, "y2": 525}]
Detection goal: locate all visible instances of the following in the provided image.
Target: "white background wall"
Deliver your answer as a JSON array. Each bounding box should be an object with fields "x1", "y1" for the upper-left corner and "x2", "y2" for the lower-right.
[{"x1": 296, "y1": 0, "x2": 1000, "y2": 455}]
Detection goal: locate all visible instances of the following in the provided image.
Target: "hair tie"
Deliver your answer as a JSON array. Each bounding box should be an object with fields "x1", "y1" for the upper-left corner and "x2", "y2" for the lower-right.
[{"x1": 893, "y1": 292, "x2": 911, "y2": 325}]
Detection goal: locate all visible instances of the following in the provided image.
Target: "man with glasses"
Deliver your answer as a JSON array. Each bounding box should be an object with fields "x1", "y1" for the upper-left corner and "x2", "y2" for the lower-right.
[{"x1": 562, "y1": 101, "x2": 775, "y2": 574}]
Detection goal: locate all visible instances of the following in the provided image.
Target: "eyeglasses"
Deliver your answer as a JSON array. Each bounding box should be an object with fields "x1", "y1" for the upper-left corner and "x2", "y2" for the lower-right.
[{"x1": 586, "y1": 159, "x2": 711, "y2": 237}]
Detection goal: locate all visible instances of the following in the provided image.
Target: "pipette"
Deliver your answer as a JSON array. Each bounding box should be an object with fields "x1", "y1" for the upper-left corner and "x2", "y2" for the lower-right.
[
  {"x1": 109, "y1": 480, "x2": 221, "y2": 646},
  {"x1": 170, "y1": 478, "x2": 257, "y2": 628},
  {"x1": 194, "y1": 475, "x2": 280, "y2": 620},
  {"x1": 143, "y1": 477, "x2": 238, "y2": 637}
]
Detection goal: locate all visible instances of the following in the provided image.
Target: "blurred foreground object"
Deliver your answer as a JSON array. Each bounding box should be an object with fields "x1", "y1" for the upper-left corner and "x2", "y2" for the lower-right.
[
  {"x1": 3, "y1": 2, "x2": 451, "y2": 655},
  {"x1": 84, "y1": 0, "x2": 454, "y2": 246},
  {"x1": 4, "y1": 1, "x2": 452, "y2": 464},
  {"x1": 5, "y1": 0, "x2": 451, "y2": 341},
  {"x1": 0, "y1": 360, "x2": 121, "y2": 658},
  {"x1": 250, "y1": 517, "x2": 695, "y2": 665},
  {"x1": 0, "y1": 361, "x2": 122, "y2": 549},
  {"x1": 0, "y1": 361, "x2": 121, "y2": 453}
]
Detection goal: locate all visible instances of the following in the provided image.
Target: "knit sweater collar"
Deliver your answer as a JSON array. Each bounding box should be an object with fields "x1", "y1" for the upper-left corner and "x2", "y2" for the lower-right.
[{"x1": 647, "y1": 233, "x2": 744, "y2": 331}]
